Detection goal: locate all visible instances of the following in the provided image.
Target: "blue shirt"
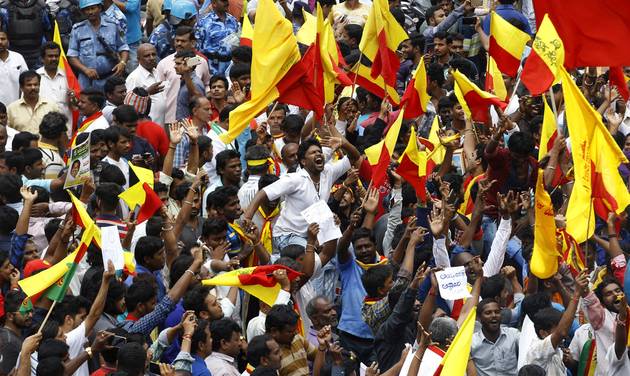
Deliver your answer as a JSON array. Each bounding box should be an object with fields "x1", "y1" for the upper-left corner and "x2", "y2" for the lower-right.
[
  {"x1": 103, "y1": 4, "x2": 127, "y2": 38},
  {"x1": 176, "y1": 74, "x2": 205, "y2": 120},
  {"x1": 149, "y1": 22, "x2": 175, "y2": 60},
  {"x1": 67, "y1": 16, "x2": 129, "y2": 91},
  {"x1": 128, "y1": 263, "x2": 167, "y2": 301},
  {"x1": 195, "y1": 11, "x2": 240, "y2": 75},
  {"x1": 482, "y1": 4, "x2": 532, "y2": 35},
  {"x1": 122, "y1": 0, "x2": 142, "y2": 44},
  {"x1": 226, "y1": 224, "x2": 242, "y2": 257},
  {"x1": 192, "y1": 354, "x2": 212, "y2": 376},
  {"x1": 337, "y1": 251, "x2": 373, "y2": 339}
]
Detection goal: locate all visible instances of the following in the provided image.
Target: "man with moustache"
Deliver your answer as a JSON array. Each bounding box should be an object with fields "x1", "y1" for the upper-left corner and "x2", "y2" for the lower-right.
[
  {"x1": 7, "y1": 70, "x2": 60, "y2": 134},
  {"x1": 125, "y1": 43, "x2": 167, "y2": 125},
  {"x1": 0, "y1": 290, "x2": 33, "y2": 374}
]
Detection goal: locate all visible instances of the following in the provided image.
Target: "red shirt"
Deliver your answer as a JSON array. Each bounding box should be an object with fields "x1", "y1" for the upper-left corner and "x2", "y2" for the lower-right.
[
  {"x1": 91, "y1": 366, "x2": 117, "y2": 376},
  {"x1": 136, "y1": 120, "x2": 170, "y2": 157}
]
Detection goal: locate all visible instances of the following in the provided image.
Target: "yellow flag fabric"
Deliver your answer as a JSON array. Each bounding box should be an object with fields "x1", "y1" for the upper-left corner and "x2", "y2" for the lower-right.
[
  {"x1": 561, "y1": 67, "x2": 630, "y2": 243},
  {"x1": 454, "y1": 81, "x2": 472, "y2": 120},
  {"x1": 119, "y1": 183, "x2": 147, "y2": 210},
  {"x1": 129, "y1": 162, "x2": 154, "y2": 188},
  {"x1": 202, "y1": 267, "x2": 281, "y2": 306},
  {"x1": 532, "y1": 14, "x2": 565, "y2": 84},
  {"x1": 488, "y1": 11, "x2": 530, "y2": 77},
  {"x1": 69, "y1": 191, "x2": 101, "y2": 247},
  {"x1": 240, "y1": 0, "x2": 253, "y2": 43},
  {"x1": 437, "y1": 306, "x2": 477, "y2": 375},
  {"x1": 296, "y1": 9, "x2": 316, "y2": 46},
  {"x1": 364, "y1": 109, "x2": 405, "y2": 165},
  {"x1": 358, "y1": 0, "x2": 407, "y2": 61},
  {"x1": 486, "y1": 56, "x2": 508, "y2": 101},
  {"x1": 221, "y1": 0, "x2": 301, "y2": 144},
  {"x1": 19, "y1": 248, "x2": 80, "y2": 297},
  {"x1": 316, "y1": 4, "x2": 343, "y2": 103},
  {"x1": 538, "y1": 98, "x2": 557, "y2": 161},
  {"x1": 531, "y1": 170, "x2": 559, "y2": 279}
]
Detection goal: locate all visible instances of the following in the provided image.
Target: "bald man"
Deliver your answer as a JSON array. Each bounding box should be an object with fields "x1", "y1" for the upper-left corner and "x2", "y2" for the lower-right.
[{"x1": 125, "y1": 43, "x2": 167, "y2": 125}]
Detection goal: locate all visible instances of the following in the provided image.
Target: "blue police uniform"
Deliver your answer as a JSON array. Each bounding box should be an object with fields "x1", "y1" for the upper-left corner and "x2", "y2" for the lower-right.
[
  {"x1": 67, "y1": 15, "x2": 129, "y2": 91},
  {"x1": 148, "y1": 22, "x2": 174, "y2": 60},
  {"x1": 195, "y1": 11, "x2": 240, "y2": 75},
  {"x1": 103, "y1": 3, "x2": 127, "y2": 38}
]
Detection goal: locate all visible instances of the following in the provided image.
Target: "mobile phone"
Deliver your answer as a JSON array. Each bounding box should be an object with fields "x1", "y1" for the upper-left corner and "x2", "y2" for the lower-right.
[
  {"x1": 148, "y1": 362, "x2": 162, "y2": 374},
  {"x1": 462, "y1": 17, "x2": 477, "y2": 25},
  {"x1": 132, "y1": 154, "x2": 142, "y2": 160},
  {"x1": 187, "y1": 55, "x2": 203, "y2": 68},
  {"x1": 142, "y1": 152, "x2": 152, "y2": 160}
]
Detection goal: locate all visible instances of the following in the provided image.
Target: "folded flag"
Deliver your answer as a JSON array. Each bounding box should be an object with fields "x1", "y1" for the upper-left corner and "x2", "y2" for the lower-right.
[
  {"x1": 400, "y1": 57, "x2": 430, "y2": 119},
  {"x1": 202, "y1": 265, "x2": 301, "y2": 306},
  {"x1": 485, "y1": 56, "x2": 508, "y2": 102},
  {"x1": 530, "y1": 170, "x2": 560, "y2": 279},
  {"x1": 69, "y1": 191, "x2": 101, "y2": 248},
  {"x1": 396, "y1": 126, "x2": 428, "y2": 200},
  {"x1": 347, "y1": 62, "x2": 401, "y2": 105},
  {"x1": 521, "y1": 14, "x2": 565, "y2": 96},
  {"x1": 434, "y1": 306, "x2": 477, "y2": 375},
  {"x1": 538, "y1": 97, "x2": 558, "y2": 161},
  {"x1": 240, "y1": 0, "x2": 253, "y2": 46}
]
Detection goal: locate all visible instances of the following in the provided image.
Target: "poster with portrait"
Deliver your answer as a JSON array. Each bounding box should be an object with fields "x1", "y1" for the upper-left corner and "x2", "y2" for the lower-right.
[{"x1": 64, "y1": 135, "x2": 91, "y2": 189}]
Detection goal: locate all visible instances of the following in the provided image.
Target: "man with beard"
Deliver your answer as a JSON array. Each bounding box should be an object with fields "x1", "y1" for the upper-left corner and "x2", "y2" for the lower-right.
[
  {"x1": 7, "y1": 70, "x2": 60, "y2": 134},
  {"x1": 0, "y1": 290, "x2": 32, "y2": 374},
  {"x1": 246, "y1": 334, "x2": 283, "y2": 376},
  {"x1": 470, "y1": 298, "x2": 520, "y2": 375},
  {"x1": 126, "y1": 44, "x2": 166, "y2": 125},
  {"x1": 244, "y1": 137, "x2": 360, "y2": 249}
]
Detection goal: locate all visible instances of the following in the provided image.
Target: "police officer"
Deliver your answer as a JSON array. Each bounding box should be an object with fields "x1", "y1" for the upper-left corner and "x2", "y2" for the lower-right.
[
  {"x1": 0, "y1": 0, "x2": 53, "y2": 69},
  {"x1": 148, "y1": 0, "x2": 196, "y2": 60},
  {"x1": 196, "y1": 0, "x2": 239, "y2": 76},
  {"x1": 67, "y1": 0, "x2": 129, "y2": 91}
]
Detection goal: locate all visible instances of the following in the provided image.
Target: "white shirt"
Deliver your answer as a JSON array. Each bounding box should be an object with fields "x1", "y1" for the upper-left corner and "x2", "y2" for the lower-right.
[
  {"x1": 263, "y1": 156, "x2": 351, "y2": 238},
  {"x1": 205, "y1": 352, "x2": 241, "y2": 376},
  {"x1": 36, "y1": 67, "x2": 73, "y2": 132},
  {"x1": 524, "y1": 335, "x2": 566, "y2": 376},
  {"x1": 0, "y1": 51, "x2": 27, "y2": 106},
  {"x1": 102, "y1": 156, "x2": 130, "y2": 189},
  {"x1": 606, "y1": 346, "x2": 630, "y2": 376},
  {"x1": 126, "y1": 64, "x2": 167, "y2": 125},
  {"x1": 66, "y1": 322, "x2": 89, "y2": 376},
  {"x1": 246, "y1": 311, "x2": 267, "y2": 342},
  {"x1": 238, "y1": 175, "x2": 261, "y2": 212},
  {"x1": 83, "y1": 114, "x2": 110, "y2": 133}
]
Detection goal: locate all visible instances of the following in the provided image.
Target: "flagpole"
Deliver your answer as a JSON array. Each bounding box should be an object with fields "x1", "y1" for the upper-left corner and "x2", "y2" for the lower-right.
[
  {"x1": 548, "y1": 87, "x2": 559, "y2": 123},
  {"x1": 350, "y1": 52, "x2": 363, "y2": 99},
  {"x1": 583, "y1": 198, "x2": 593, "y2": 270},
  {"x1": 508, "y1": 67, "x2": 522, "y2": 101},
  {"x1": 37, "y1": 300, "x2": 58, "y2": 334}
]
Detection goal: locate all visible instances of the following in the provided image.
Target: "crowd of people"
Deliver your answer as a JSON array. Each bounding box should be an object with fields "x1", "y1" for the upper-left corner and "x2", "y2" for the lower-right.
[{"x1": 0, "y1": 0, "x2": 628, "y2": 375}]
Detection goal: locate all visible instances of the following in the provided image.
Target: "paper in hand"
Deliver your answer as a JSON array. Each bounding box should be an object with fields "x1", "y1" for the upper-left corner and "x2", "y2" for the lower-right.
[
  {"x1": 301, "y1": 200, "x2": 342, "y2": 244},
  {"x1": 101, "y1": 226, "x2": 125, "y2": 271},
  {"x1": 435, "y1": 266, "x2": 472, "y2": 301}
]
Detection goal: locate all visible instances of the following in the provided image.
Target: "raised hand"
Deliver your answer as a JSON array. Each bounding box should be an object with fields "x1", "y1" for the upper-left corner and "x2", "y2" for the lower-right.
[
  {"x1": 428, "y1": 205, "x2": 444, "y2": 237},
  {"x1": 307, "y1": 222, "x2": 320, "y2": 244},
  {"x1": 362, "y1": 186, "x2": 380, "y2": 214},
  {"x1": 169, "y1": 123, "x2": 184, "y2": 145},
  {"x1": 409, "y1": 227, "x2": 429, "y2": 245},
  {"x1": 366, "y1": 362, "x2": 380, "y2": 376},
  {"x1": 497, "y1": 191, "x2": 519, "y2": 218},
  {"x1": 273, "y1": 268, "x2": 290, "y2": 291},
  {"x1": 20, "y1": 186, "x2": 38, "y2": 202}
]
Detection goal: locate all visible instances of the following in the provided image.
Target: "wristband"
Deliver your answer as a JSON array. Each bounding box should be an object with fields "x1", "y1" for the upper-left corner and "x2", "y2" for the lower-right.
[{"x1": 184, "y1": 269, "x2": 195, "y2": 277}]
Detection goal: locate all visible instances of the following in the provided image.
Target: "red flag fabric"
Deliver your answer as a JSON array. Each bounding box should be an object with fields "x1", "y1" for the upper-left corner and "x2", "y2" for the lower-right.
[
  {"x1": 277, "y1": 50, "x2": 325, "y2": 119},
  {"x1": 136, "y1": 183, "x2": 163, "y2": 224},
  {"x1": 532, "y1": 0, "x2": 630, "y2": 69},
  {"x1": 609, "y1": 66, "x2": 630, "y2": 101},
  {"x1": 237, "y1": 265, "x2": 302, "y2": 287}
]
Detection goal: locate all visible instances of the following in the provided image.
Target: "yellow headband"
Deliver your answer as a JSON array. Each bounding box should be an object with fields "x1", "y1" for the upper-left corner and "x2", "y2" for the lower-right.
[{"x1": 247, "y1": 158, "x2": 273, "y2": 167}]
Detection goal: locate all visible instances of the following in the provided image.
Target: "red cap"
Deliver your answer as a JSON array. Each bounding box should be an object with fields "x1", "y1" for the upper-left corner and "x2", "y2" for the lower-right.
[{"x1": 23, "y1": 259, "x2": 51, "y2": 278}]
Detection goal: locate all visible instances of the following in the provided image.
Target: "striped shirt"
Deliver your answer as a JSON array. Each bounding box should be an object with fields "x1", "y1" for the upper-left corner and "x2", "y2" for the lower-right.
[
  {"x1": 96, "y1": 214, "x2": 128, "y2": 239},
  {"x1": 279, "y1": 335, "x2": 316, "y2": 376}
]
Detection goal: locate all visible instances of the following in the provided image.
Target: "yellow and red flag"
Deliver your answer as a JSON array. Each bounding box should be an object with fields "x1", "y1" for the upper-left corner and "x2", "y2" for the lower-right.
[
  {"x1": 365, "y1": 109, "x2": 405, "y2": 187},
  {"x1": 488, "y1": 11, "x2": 530, "y2": 78},
  {"x1": 485, "y1": 56, "x2": 508, "y2": 102},
  {"x1": 457, "y1": 173, "x2": 485, "y2": 217},
  {"x1": 69, "y1": 190, "x2": 102, "y2": 248},
  {"x1": 311, "y1": 4, "x2": 352, "y2": 104},
  {"x1": 396, "y1": 126, "x2": 428, "y2": 200},
  {"x1": 521, "y1": 14, "x2": 565, "y2": 96},
  {"x1": 400, "y1": 57, "x2": 430, "y2": 119},
  {"x1": 347, "y1": 62, "x2": 400, "y2": 105},
  {"x1": 538, "y1": 97, "x2": 558, "y2": 161},
  {"x1": 53, "y1": 20, "x2": 81, "y2": 132},
  {"x1": 296, "y1": 9, "x2": 316, "y2": 46},
  {"x1": 240, "y1": 0, "x2": 253, "y2": 46},
  {"x1": 222, "y1": 0, "x2": 321, "y2": 143},
  {"x1": 530, "y1": 170, "x2": 560, "y2": 279},
  {"x1": 358, "y1": 0, "x2": 408, "y2": 87},
  {"x1": 452, "y1": 70, "x2": 507, "y2": 122},
  {"x1": 561, "y1": 67, "x2": 630, "y2": 244},
  {"x1": 434, "y1": 307, "x2": 477, "y2": 376},
  {"x1": 202, "y1": 265, "x2": 301, "y2": 306}
]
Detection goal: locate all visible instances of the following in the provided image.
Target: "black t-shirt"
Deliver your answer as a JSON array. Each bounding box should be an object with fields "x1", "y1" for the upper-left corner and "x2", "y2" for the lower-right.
[{"x1": 0, "y1": 327, "x2": 23, "y2": 374}]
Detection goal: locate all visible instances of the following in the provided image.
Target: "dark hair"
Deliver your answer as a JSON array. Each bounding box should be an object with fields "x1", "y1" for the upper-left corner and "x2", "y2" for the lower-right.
[
  {"x1": 19, "y1": 70, "x2": 40, "y2": 86},
  {"x1": 447, "y1": 33, "x2": 465, "y2": 44},
  {"x1": 247, "y1": 334, "x2": 274, "y2": 367},
  {"x1": 81, "y1": 88, "x2": 106, "y2": 109},
  {"x1": 518, "y1": 365, "x2": 546, "y2": 376},
  {"x1": 191, "y1": 319, "x2": 211, "y2": 354},
  {"x1": 113, "y1": 105, "x2": 139, "y2": 124},
  {"x1": 209, "y1": 75, "x2": 229, "y2": 89},
  {"x1": 188, "y1": 95, "x2": 207, "y2": 114},
  {"x1": 38, "y1": 339, "x2": 69, "y2": 361},
  {"x1": 36, "y1": 357, "x2": 64, "y2": 376},
  {"x1": 100, "y1": 327, "x2": 128, "y2": 364},
  {"x1": 361, "y1": 264, "x2": 394, "y2": 298},
  {"x1": 21, "y1": 148, "x2": 42, "y2": 169},
  {"x1": 90, "y1": 129, "x2": 106, "y2": 145},
  {"x1": 267, "y1": 103, "x2": 288, "y2": 115},
  {"x1": 229, "y1": 63, "x2": 251, "y2": 81},
  {"x1": 280, "y1": 114, "x2": 304, "y2": 136},
  {"x1": 245, "y1": 145, "x2": 271, "y2": 175},
  {"x1": 427, "y1": 63, "x2": 446, "y2": 87},
  {"x1": 296, "y1": 138, "x2": 321, "y2": 166},
  {"x1": 183, "y1": 285, "x2": 212, "y2": 314},
  {"x1": 409, "y1": 32, "x2": 425, "y2": 51},
  {"x1": 202, "y1": 217, "x2": 228, "y2": 237},
  {"x1": 40, "y1": 41, "x2": 61, "y2": 57},
  {"x1": 274, "y1": 256, "x2": 301, "y2": 273},
  {"x1": 105, "y1": 279, "x2": 126, "y2": 315},
  {"x1": 532, "y1": 307, "x2": 562, "y2": 336},
  {"x1": 104, "y1": 125, "x2": 132, "y2": 145},
  {"x1": 99, "y1": 163, "x2": 126, "y2": 186},
  {"x1": 169, "y1": 254, "x2": 194, "y2": 288},
  {"x1": 175, "y1": 25, "x2": 195, "y2": 38},
  {"x1": 480, "y1": 274, "x2": 506, "y2": 300},
  {"x1": 425, "y1": 5, "x2": 442, "y2": 22},
  {"x1": 521, "y1": 292, "x2": 551, "y2": 319},
  {"x1": 594, "y1": 277, "x2": 621, "y2": 303},
  {"x1": 343, "y1": 24, "x2": 363, "y2": 44},
  {"x1": 213, "y1": 185, "x2": 239, "y2": 210},
  {"x1": 215, "y1": 149, "x2": 241, "y2": 176},
  {"x1": 0, "y1": 205, "x2": 19, "y2": 235},
  {"x1": 104, "y1": 76, "x2": 126, "y2": 95},
  {"x1": 231, "y1": 45, "x2": 252, "y2": 63},
  {"x1": 210, "y1": 318, "x2": 241, "y2": 352},
  {"x1": 265, "y1": 304, "x2": 298, "y2": 332},
  {"x1": 135, "y1": 236, "x2": 164, "y2": 267},
  {"x1": 4, "y1": 289, "x2": 26, "y2": 314},
  {"x1": 174, "y1": 49, "x2": 196, "y2": 60},
  {"x1": 351, "y1": 227, "x2": 375, "y2": 245},
  {"x1": 258, "y1": 174, "x2": 279, "y2": 190},
  {"x1": 12, "y1": 131, "x2": 38, "y2": 151},
  {"x1": 117, "y1": 342, "x2": 147, "y2": 376},
  {"x1": 507, "y1": 131, "x2": 535, "y2": 155},
  {"x1": 198, "y1": 135, "x2": 212, "y2": 155},
  {"x1": 51, "y1": 295, "x2": 90, "y2": 324},
  {"x1": 477, "y1": 298, "x2": 500, "y2": 314},
  {"x1": 95, "y1": 182, "x2": 123, "y2": 211},
  {"x1": 39, "y1": 112, "x2": 68, "y2": 139},
  {"x1": 126, "y1": 280, "x2": 157, "y2": 312},
  {"x1": 433, "y1": 30, "x2": 448, "y2": 41},
  {"x1": 219, "y1": 104, "x2": 238, "y2": 123},
  {"x1": 280, "y1": 244, "x2": 305, "y2": 260}
]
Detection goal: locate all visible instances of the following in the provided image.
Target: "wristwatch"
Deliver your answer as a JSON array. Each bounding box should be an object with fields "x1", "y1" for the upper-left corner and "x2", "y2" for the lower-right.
[{"x1": 85, "y1": 347, "x2": 93, "y2": 358}]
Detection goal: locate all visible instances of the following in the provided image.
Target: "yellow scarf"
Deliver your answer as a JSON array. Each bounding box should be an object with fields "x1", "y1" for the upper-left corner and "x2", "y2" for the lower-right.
[
  {"x1": 258, "y1": 206, "x2": 280, "y2": 254},
  {"x1": 355, "y1": 255, "x2": 388, "y2": 271}
]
